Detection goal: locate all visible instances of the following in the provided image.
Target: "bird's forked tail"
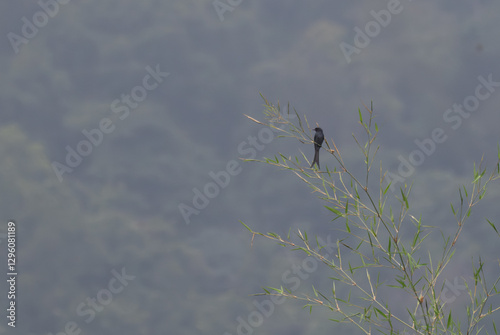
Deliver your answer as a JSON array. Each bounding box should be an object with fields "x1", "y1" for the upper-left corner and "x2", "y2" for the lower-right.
[{"x1": 311, "y1": 150, "x2": 320, "y2": 169}]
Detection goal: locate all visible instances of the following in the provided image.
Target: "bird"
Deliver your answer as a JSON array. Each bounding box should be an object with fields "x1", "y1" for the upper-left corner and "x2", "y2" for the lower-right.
[{"x1": 310, "y1": 127, "x2": 324, "y2": 169}]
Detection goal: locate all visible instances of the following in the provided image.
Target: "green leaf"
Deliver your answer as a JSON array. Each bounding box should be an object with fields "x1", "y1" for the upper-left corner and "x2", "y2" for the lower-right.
[
  {"x1": 412, "y1": 231, "x2": 419, "y2": 249},
  {"x1": 383, "y1": 182, "x2": 392, "y2": 195},
  {"x1": 374, "y1": 307, "x2": 386, "y2": 319},
  {"x1": 240, "y1": 221, "x2": 253, "y2": 232},
  {"x1": 487, "y1": 219, "x2": 500, "y2": 237},
  {"x1": 472, "y1": 163, "x2": 485, "y2": 184},
  {"x1": 312, "y1": 285, "x2": 318, "y2": 297},
  {"x1": 479, "y1": 189, "x2": 486, "y2": 200},
  {"x1": 400, "y1": 187, "x2": 409, "y2": 209},
  {"x1": 407, "y1": 309, "x2": 417, "y2": 326},
  {"x1": 325, "y1": 206, "x2": 342, "y2": 216},
  {"x1": 266, "y1": 286, "x2": 284, "y2": 294}
]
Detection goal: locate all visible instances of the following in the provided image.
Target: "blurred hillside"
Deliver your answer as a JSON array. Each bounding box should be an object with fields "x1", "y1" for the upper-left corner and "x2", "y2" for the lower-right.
[{"x1": 0, "y1": 1, "x2": 499, "y2": 334}]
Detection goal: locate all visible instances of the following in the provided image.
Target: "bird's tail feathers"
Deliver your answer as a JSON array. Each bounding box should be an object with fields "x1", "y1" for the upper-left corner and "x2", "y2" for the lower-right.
[{"x1": 311, "y1": 150, "x2": 320, "y2": 169}]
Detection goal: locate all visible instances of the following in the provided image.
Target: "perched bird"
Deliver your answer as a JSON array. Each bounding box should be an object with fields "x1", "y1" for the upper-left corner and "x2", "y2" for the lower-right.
[{"x1": 310, "y1": 127, "x2": 324, "y2": 169}]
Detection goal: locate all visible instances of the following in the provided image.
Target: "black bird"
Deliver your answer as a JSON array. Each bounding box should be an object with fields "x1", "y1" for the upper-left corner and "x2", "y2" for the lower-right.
[{"x1": 311, "y1": 127, "x2": 324, "y2": 169}]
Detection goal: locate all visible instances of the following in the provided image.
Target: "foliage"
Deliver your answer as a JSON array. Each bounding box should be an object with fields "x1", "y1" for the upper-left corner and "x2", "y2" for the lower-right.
[{"x1": 242, "y1": 95, "x2": 500, "y2": 334}]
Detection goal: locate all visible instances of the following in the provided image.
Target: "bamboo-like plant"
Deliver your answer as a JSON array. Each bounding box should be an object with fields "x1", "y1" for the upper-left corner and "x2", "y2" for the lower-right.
[{"x1": 241, "y1": 95, "x2": 500, "y2": 334}]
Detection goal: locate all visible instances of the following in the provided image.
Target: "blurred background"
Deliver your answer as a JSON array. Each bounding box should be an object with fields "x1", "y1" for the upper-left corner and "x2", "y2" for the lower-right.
[{"x1": 0, "y1": 1, "x2": 499, "y2": 334}]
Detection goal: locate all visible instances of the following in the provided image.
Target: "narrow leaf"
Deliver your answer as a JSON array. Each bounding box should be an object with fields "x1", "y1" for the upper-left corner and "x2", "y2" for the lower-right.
[
  {"x1": 240, "y1": 221, "x2": 253, "y2": 232},
  {"x1": 487, "y1": 219, "x2": 500, "y2": 237}
]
